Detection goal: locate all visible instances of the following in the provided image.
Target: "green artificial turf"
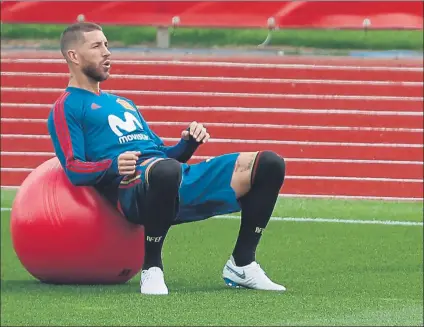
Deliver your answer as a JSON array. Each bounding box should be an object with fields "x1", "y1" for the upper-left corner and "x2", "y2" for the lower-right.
[{"x1": 1, "y1": 190, "x2": 423, "y2": 326}]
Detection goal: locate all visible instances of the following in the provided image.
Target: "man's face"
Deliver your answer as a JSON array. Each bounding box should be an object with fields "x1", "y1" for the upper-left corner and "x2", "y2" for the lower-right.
[{"x1": 74, "y1": 30, "x2": 111, "y2": 82}]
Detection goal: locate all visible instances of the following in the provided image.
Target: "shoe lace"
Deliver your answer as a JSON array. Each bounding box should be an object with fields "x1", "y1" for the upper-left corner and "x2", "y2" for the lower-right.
[
  {"x1": 252, "y1": 262, "x2": 268, "y2": 278},
  {"x1": 142, "y1": 268, "x2": 163, "y2": 284},
  {"x1": 142, "y1": 272, "x2": 152, "y2": 283}
]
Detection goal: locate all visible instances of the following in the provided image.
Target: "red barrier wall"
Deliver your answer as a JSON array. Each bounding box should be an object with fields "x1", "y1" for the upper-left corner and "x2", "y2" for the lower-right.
[{"x1": 1, "y1": 1, "x2": 422, "y2": 29}]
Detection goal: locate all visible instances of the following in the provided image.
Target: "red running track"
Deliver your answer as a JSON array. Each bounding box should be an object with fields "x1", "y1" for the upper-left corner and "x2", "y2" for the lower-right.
[
  {"x1": 2, "y1": 104, "x2": 422, "y2": 129},
  {"x1": 1, "y1": 119, "x2": 422, "y2": 144},
  {"x1": 1, "y1": 53, "x2": 423, "y2": 200},
  {"x1": 2, "y1": 88, "x2": 422, "y2": 111},
  {"x1": 2, "y1": 74, "x2": 423, "y2": 97}
]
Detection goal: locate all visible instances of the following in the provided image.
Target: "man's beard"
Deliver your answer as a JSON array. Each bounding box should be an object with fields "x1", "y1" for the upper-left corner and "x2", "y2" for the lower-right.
[{"x1": 82, "y1": 62, "x2": 108, "y2": 82}]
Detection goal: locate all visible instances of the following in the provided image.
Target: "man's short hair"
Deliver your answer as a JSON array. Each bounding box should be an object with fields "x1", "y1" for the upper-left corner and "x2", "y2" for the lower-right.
[{"x1": 60, "y1": 22, "x2": 102, "y2": 59}]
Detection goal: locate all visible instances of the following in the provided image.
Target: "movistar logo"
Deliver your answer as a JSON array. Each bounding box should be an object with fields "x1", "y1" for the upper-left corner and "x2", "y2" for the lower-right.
[
  {"x1": 108, "y1": 112, "x2": 148, "y2": 144},
  {"x1": 108, "y1": 112, "x2": 143, "y2": 136}
]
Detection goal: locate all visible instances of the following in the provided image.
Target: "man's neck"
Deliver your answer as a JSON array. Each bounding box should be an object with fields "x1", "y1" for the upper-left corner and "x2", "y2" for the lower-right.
[{"x1": 68, "y1": 75, "x2": 100, "y2": 95}]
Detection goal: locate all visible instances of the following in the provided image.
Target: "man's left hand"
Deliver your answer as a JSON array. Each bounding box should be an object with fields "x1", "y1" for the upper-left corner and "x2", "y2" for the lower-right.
[{"x1": 182, "y1": 121, "x2": 210, "y2": 144}]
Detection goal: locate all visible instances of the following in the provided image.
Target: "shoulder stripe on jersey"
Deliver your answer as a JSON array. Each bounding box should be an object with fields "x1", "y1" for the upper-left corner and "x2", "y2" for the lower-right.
[{"x1": 52, "y1": 92, "x2": 112, "y2": 174}]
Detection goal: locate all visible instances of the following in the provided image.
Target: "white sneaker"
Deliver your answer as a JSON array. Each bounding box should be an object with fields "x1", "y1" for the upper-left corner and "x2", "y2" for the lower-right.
[
  {"x1": 222, "y1": 256, "x2": 286, "y2": 292},
  {"x1": 140, "y1": 267, "x2": 169, "y2": 295}
]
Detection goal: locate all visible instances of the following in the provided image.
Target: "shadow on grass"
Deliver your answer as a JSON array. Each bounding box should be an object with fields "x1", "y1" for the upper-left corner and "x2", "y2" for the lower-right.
[{"x1": 0, "y1": 278, "x2": 231, "y2": 295}]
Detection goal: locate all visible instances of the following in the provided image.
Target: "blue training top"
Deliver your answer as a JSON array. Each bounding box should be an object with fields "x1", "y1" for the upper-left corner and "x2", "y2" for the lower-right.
[{"x1": 47, "y1": 86, "x2": 195, "y2": 192}]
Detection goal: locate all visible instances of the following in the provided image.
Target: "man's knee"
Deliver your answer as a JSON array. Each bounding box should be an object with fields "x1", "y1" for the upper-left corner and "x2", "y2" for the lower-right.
[
  {"x1": 231, "y1": 151, "x2": 284, "y2": 198},
  {"x1": 147, "y1": 159, "x2": 182, "y2": 193},
  {"x1": 252, "y1": 151, "x2": 285, "y2": 185}
]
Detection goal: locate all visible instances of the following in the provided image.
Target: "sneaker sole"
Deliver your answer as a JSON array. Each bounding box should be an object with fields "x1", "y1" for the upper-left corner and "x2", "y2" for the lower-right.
[
  {"x1": 223, "y1": 277, "x2": 242, "y2": 288},
  {"x1": 223, "y1": 277, "x2": 251, "y2": 289},
  {"x1": 140, "y1": 290, "x2": 169, "y2": 295},
  {"x1": 223, "y1": 278, "x2": 287, "y2": 292}
]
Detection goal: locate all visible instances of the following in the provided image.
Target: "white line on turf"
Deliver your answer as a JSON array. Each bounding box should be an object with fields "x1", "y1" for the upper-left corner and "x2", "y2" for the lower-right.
[
  {"x1": 1, "y1": 167, "x2": 421, "y2": 182},
  {"x1": 218, "y1": 215, "x2": 423, "y2": 226},
  {"x1": 0, "y1": 186, "x2": 421, "y2": 201},
  {"x1": 0, "y1": 207, "x2": 421, "y2": 226}
]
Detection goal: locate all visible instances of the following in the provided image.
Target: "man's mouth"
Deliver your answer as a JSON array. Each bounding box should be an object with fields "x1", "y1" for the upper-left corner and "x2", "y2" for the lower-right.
[{"x1": 102, "y1": 60, "x2": 111, "y2": 69}]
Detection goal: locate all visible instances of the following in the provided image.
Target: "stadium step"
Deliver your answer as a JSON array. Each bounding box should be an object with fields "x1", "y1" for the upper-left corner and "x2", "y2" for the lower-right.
[
  {"x1": 1, "y1": 153, "x2": 422, "y2": 180},
  {"x1": 2, "y1": 135, "x2": 422, "y2": 161},
  {"x1": 1, "y1": 119, "x2": 422, "y2": 144},
  {"x1": 1, "y1": 89, "x2": 422, "y2": 111},
  {"x1": 1, "y1": 105, "x2": 423, "y2": 129},
  {"x1": 2, "y1": 74, "x2": 422, "y2": 97},
  {"x1": 1, "y1": 60, "x2": 423, "y2": 82}
]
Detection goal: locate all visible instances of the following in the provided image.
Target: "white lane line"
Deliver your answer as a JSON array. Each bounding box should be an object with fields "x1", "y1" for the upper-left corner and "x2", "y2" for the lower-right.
[
  {"x1": 139, "y1": 105, "x2": 424, "y2": 116},
  {"x1": 277, "y1": 193, "x2": 423, "y2": 201},
  {"x1": 0, "y1": 207, "x2": 421, "y2": 226},
  {"x1": 0, "y1": 186, "x2": 421, "y2": 201},
  {"x1": 2, "y1": 118, "x2": 422, "y2": 133},
  {"x1": 2, "y1": 58, "x2": 423, "y2": 71},
  {"x1": 1, "y1": 151, "x2": 422, "y2": 165},
  {"x1": 2, "y1": 71, "x2": 422, "y2": 86},
  {"x1": 1, "y1": 167, "x2": 421, "y2": 183},
  {"x1": 289, "y1": 176, "x2": 423, "y2": 182},
  {"x1": 2, "y1": 103, "x2": 422, "y2": 116},
  {"x1": 2, "y1": 86, "x2": 422, "y2": 101},
  {"x1": 1, "y1": 134, "x2": 422, "y2": 148}
]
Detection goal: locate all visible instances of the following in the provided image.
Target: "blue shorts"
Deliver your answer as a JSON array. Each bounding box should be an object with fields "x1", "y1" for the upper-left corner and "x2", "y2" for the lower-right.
[{"x1": 116, "y1": 153, "x2": 241, "y2": 225}]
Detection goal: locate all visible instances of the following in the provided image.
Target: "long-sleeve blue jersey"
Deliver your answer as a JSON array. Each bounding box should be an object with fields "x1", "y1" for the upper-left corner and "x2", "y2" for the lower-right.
[{"x1": 47, "y1": 86, "x2": 197, "y2": 190}]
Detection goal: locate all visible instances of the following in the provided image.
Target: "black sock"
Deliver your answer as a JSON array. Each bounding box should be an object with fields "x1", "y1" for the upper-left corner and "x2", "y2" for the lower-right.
[
  {"x1": 143, "y1": 231, "x2": 168, "y2": 271},
  {"x1": 142, "y1": 159, "x2": 181, "y2": 270},
  {"x1": 232, "y1": 151, "x2": 286, "y2": 266}
]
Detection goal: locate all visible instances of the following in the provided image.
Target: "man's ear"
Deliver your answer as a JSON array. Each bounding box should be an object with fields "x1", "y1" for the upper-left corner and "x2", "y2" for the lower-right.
[{"x1": 67, "y1": 49, "x2": 79, "y2": 65}]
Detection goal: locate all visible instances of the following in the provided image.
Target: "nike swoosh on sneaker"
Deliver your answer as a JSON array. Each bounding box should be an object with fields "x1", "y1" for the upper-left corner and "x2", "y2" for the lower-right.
[
  {"x1": 225, "y1": 264, "x2": 246, "y2": 279},
  {"x1": 91, "y1": 103, "x2": 101, "y2": 110}
]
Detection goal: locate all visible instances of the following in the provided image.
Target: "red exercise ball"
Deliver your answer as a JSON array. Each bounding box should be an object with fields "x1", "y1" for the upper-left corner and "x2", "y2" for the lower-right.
[{"x1": 10, "y1": 157, "x2": 144, "y2": 284}]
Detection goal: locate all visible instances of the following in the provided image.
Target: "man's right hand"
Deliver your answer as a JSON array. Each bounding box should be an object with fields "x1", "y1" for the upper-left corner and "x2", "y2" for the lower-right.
[{"x1": 118, "y1": 151, "x2": 140, "y2": 175}]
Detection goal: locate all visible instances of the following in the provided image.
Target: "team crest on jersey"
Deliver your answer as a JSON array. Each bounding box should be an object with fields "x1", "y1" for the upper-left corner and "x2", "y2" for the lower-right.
[{"x1": 116, "y1": 98, "x2": 136, "y2": 111}]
